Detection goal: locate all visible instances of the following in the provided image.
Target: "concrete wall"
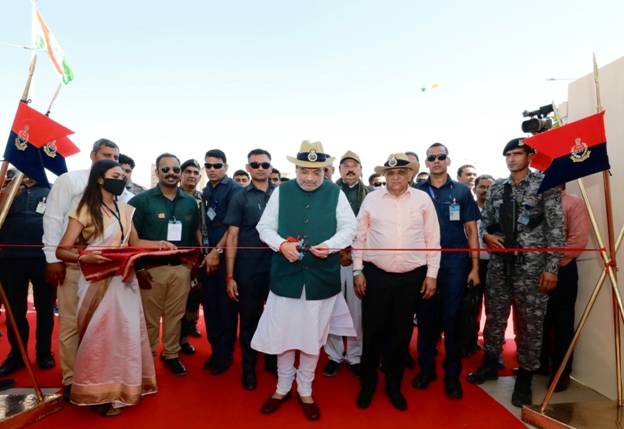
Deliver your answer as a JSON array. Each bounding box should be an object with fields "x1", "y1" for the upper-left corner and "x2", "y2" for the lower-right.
[{"x1": 565, "y1": 56, "x2": 624, "y2": 399}]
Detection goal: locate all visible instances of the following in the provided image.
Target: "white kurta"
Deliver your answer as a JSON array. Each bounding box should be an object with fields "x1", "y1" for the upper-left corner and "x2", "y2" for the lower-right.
[{"x1": 251, "y1": 185, "x2": 358, "y2": 355}]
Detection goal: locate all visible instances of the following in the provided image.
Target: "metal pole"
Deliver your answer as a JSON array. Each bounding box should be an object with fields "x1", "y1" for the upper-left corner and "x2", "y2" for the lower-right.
[{"x1": 541, "y1": 224, "x2": 624, "y2": 412}]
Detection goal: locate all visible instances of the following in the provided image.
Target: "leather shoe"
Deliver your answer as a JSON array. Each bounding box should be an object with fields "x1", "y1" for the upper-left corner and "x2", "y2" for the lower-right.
[
  {"x1": 260, "y1": 391, "x2": 291, "y2": 414},
  {"x1": 37, "y1": 354, "x2": 55, "y2": 370},
  {"x1": 349, "y1": 363, "x2": 361, "y2": 377},
  {"x1": 444, "y1": 376, "x2": 463, "y2": 399},
  {"x1": 210, "y1": 359, "x2": 232, "y2": 376},
  {"x1": 242, "y1": 371, "x2": 257, "y2": 390},
  {"x1": 164, "y1": 358, "x2": 187, "y2": 376},
  {"x1": 385, "y1": 388, "x2": 407, "y2": 411},
  {"x1": 356, "y1": 384, "x2": 376, "y2": 409},
  {"x1": 412, "y1": 372, "x2": 437, "y2": 390},
  {"x1": 63, "y1": 384, "x2": 72, "y2": 402},
  {"x1": 180, "y1": 343, "x2": 196, "y2": 355},
  {"x1": 298, "y1": 395, "x2": 320, "y2": 421},
  {"x1": 322, "y1": 360, "x2": 340, "y2": 377},
  {"x1": 0, "y1": 355, "x2": 24, "y2": 377}
]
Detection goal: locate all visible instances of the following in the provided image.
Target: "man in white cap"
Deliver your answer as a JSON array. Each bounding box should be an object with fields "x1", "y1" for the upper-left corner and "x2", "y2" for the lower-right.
[{"x1": 253, "y1": 140, "x2": 357, "y2": 421}]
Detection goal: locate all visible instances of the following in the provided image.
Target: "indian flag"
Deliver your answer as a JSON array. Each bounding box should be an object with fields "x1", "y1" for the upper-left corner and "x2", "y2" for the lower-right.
[{"x1": 32, "y1": 4, "x2": 74, "y2": 84}]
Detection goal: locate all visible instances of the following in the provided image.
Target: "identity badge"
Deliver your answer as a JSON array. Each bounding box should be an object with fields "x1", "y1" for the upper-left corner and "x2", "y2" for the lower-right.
[
  {"x1": 207, "y1": 207, "x2": 217, "y2": 221},
  {"x1": 167, "y1": 220, "x2": 183, "y2": 241},
  {"x1": 35, "y1": 200, "x2": 46, "y2": 215},
  {"x1": 449, "y1": 203, "x2": 460, "y2": 221}
]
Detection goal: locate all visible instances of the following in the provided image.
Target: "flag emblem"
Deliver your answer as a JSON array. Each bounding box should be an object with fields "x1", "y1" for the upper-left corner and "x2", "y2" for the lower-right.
[
  {"x1": 15, "y1": 126, "x2": 29, "y2": 151},
  {"x1": 570, "y1": 138, "x2": 591, "y2": 163},
  {"x1": 43, "y1": 140, "x2": 58, "y2": 158}
]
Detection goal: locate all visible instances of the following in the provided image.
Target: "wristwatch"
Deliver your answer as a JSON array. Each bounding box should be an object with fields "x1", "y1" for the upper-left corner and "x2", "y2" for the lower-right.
[
  {"x1": 215, "y1": 247, "x2": 224, "y2": 254},
  {"x1": 353, "y1": 269, "x2": 363, "y2": 277}
]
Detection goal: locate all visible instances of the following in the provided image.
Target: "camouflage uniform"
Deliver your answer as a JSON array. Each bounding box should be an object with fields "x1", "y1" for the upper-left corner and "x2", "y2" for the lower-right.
[{"x1": 480, "y1": 170, "x2": 564, "y2": 371}]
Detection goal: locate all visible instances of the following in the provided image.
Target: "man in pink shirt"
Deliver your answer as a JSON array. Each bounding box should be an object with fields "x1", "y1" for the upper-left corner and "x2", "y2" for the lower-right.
[
  {"x1": 540, "y1": 186, "x2": 589, "y2": 391},
  {"x1": 352, "y1": 153, "x2": 440, "y2": 411}
]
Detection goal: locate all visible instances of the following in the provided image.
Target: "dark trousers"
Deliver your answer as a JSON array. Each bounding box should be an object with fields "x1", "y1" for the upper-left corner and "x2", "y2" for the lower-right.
[
  {"x1": 360, "y1": 263, "x2": 426, "y2": 392},
  {"x1": 417, "y1": 261, "x2": 469, "y2": 377},
  {"x1": 0, "y1": 258, "x2": 56, "y2": 359},
  {"x1": 201, "y1": 261, "x2": 238, "y2": 365},
  {"x1": 180, "y1": 279, "x2": 202, "y2": 344},
  {"x1": 541, "y1": 260, "x2": 578, "y2": 375},
  {"x1": 237, "y1": 267, "x2": 273, "y2": 373},
  {"x1": 458, "y1": 259, "x2": 488, "y2": 354}
]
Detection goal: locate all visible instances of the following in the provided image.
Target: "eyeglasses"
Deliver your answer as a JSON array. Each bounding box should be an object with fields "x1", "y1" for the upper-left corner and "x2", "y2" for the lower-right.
[
  {"x1": 426, "y1": 153, "x2": 448, "y2": 162},
  {"x1": 373, "y1": 182, "x2": 386, "y2": 187},
  {"x1": 249, "y1": 162, "x2": 271, "y2": 169},
  {"x1": 160, "y1": 166, "x2": 181, "y2": 174},
  {"x1": 204, "y1": 163, "x2": 224, "y2": 170}
]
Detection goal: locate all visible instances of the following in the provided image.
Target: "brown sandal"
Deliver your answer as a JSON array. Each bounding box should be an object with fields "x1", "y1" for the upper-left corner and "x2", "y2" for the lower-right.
[{"x1": 95, "y1": 404, "x2": 122, "y2": 417}]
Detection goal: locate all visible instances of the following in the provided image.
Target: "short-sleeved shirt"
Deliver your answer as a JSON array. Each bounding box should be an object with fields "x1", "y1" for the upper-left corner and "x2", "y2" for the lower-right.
[
  {"x1": 202, "y1": 176, "x2": 242, "y2": 245},
  {"x1": 416, "y1": 175, "x2": 480, "y2": 266},
  {"x1": 128, "y1": 186, "x2": 199, "y2": 246},
  {"x1": 224, "y1": 182, "x2": 275, "y2": 265}
]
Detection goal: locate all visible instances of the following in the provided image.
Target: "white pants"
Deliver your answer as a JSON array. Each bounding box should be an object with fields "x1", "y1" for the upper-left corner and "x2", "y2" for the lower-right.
[
  {"x1": 324, "y1": 264, "x2": 362, "y2": 364},
  {"x1": 276, "y1": 350, "x2": 319, "y2": 397}
]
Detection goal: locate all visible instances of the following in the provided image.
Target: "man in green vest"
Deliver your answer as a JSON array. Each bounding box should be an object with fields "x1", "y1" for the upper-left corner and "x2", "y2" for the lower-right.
[
  {"x1": 252, "y1": 140, "x2": 357, "y2": 421},
  {"x1": 323, "y1": 150, "x2": 369, "y2": 377}
]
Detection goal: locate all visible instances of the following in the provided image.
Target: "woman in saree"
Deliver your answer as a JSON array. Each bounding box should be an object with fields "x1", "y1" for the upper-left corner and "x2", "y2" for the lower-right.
[{"x1": 56, "y1": 160, "x2": 175, "y2": 416}]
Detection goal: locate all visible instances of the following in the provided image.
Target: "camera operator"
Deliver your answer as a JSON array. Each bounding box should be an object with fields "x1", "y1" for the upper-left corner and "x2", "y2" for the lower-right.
[{"x1": 466, "y1": 138, "x2": 564, "y2": 408}]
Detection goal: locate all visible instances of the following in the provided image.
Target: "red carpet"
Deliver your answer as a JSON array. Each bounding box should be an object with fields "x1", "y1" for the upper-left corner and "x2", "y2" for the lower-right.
[{"x1": 1, "y1": 307, "x2": 524, "y2": 429}]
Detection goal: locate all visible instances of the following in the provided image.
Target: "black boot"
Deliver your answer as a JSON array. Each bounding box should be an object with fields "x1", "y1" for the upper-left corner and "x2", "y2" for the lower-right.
[
  {"x1": 511, "y1": 368, "x2": 533, "y2": 407},
  {"x1": 466, "y1": 353, "x2": 499, "y2": 384}
]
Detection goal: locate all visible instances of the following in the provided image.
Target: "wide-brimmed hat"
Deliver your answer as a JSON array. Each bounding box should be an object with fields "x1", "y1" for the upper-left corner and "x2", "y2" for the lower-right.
[
  {"x1": 374, "y1": 153, "x2": 420, "y2": 175},
  {"x1": 287, "y1": 140, "x2": 335, "y2": 168}
]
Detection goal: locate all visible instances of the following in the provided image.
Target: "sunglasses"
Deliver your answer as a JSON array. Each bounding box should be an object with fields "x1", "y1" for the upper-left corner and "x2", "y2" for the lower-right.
[
  {"x1": 373, "y1": 182, "x2": 386, "y2": 187},
  {"x1": 426, "y1": 153, "x2": 448, "y2": 162},
  {"x1": 204, "y1": 162, "x2": 224, "y2": 170},
  {"x1": 160, "y1": 166, "x2": 181, "y2": 174},
  {"x1": 249, "y1": 162, "x2": 271, "y2": 169}
]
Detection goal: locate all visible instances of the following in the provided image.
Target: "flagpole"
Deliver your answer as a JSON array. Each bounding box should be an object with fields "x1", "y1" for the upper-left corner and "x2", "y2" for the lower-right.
[
  {"x1": 45, "y1": 81, "x2": 62, "y2": 116},
  {"x1": 593, "y1": 52, "x2": 623, "y2": 407}
]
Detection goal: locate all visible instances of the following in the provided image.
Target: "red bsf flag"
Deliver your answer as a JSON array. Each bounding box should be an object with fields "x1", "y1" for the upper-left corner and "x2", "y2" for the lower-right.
[{"x1": 523, "y1": 111, "x2": 610, "y2": 193}]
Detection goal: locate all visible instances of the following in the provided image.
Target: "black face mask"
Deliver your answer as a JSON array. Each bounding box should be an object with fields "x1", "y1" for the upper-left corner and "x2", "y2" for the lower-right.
[{"x1": 102, "y1": 178, "x2": 126, "y2": 196}]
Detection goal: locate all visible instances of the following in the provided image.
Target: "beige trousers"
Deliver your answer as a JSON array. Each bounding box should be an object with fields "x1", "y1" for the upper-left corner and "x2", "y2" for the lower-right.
[
  {"x1": 140, "y1": 264, "x2": 191, "y2": 359},
  {"x1": 57, "y1": 263, "x2": 81, "y2": 386}
]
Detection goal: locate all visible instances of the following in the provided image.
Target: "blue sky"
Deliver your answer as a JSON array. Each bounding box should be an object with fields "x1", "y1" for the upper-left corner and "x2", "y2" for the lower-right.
[{"x1": 1, "y1": 0, "x2": 623, "y2": 185}]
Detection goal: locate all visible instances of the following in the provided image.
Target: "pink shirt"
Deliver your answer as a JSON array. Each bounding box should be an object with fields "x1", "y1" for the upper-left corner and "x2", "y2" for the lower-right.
[
  {"x1": 352, "y1": 187, "x2": 441, "y2": 278},
  {"x1": 561, "y1": 191, "x2": 590, "y2": 267}
]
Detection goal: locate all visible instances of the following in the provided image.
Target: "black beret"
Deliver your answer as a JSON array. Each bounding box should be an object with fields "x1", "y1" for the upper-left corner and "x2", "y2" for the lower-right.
[{"x1": 502, "y1": 138, "x2": 534, "y2": 155}]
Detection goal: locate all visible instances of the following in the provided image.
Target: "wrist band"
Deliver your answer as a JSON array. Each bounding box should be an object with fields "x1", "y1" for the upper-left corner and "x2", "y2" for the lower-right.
[
  {"x1": 226, "y1": 274, "x2": 234, "y2": 281},
  {"x1": 353, "y1": 270, "x2": 363, "y2": 277}
]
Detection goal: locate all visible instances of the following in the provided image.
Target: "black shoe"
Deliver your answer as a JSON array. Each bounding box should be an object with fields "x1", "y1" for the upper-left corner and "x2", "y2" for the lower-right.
[
  {"x1": 203, "y1": 356, "x2": 214, "y2": 370},
  {"x1": 190, "y1": 326, "x2": 202, "y2": 338},
  {"x1": 0, "y1": 355, "x2": 24, "y2": 377},
  {"x1": 0, "y1": 379, "x2": 15, "y2": 391},
  {"x1": 37, "y1": 353, "x2": 55, "y2": 370},
  {"x1": 63, "y1": 384, "x2": 72, "y2": 402},
  {"x1": 242, "y1": 371, "x2": 257, "y2": 390},
  {"x1": 349, "y1": 363, "x2": 361, "y2": 377},
  {"x1": 385, "y1": 388, "x2": 407, "y2": 411},
  {"x1": 180, "y1": 343, "x2": 196, "y2": 355},
  {"x1": 356, "y1": 383, "x2": 376, "y2": 409},
  {"x1": 210, "y1": 359, "x2": 232, "y2": 375},
  {"x1": 411, "y1": 372, "x2": 437, "y2": 390},
  {"x1": 511, "y1": 368, "x2": 533, "y2": 407},
  {"x1": 164, "y1": 358, "x2": 187, "y2": 376},
  {"x1": 322, "y1": 360, "x2": 340, "y2": 377},
  {"x1": 444, "y1": 376, "x2": 463, "y2": 400},
  {"x1": 466, "y1": 353, "x2": 499, "y2": 385},
  {"x1": 404, "y1": 354, "x2": 416, "y2": 369}
]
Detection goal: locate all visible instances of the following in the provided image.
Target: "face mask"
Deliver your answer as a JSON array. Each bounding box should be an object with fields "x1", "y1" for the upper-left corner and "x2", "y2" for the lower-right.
[{"x1": 103, "y1": 178, "x2": 126, "y2": 196}]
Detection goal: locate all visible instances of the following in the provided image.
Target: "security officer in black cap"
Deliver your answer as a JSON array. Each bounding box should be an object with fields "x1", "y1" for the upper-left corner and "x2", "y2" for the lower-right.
[{"x1": 467, "y1": 138, "x2": 564, "y2": 407}]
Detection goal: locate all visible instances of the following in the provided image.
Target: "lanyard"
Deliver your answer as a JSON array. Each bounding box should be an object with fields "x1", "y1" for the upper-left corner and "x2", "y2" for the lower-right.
[
  {"x1": 427, "y1": 181, "x2": 456, "y2": 204},
  {"x1": 104, "y1": 201, "x2": 125, "y2": 242},
  {"x1": 168, "y1": 190, "x2": 180, "y2": 221}
]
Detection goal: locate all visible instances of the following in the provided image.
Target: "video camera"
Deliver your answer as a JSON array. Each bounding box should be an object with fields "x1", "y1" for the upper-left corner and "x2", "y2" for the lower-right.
[{"x1": 521, "y1": 104, "x2": 554, "y2": 134}]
